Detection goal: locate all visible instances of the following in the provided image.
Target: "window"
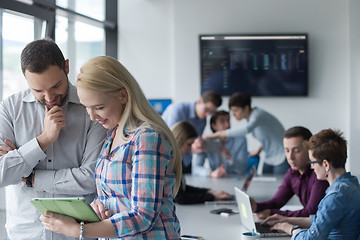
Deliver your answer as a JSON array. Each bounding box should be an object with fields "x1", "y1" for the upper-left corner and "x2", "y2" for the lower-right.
[
  {"x1": 0, "y1": 0, "x2": 117, "y2": 97},
  {"x1": 1, "y1": 11, "x2": 38, "y2": 99},
  {"x1": 57, "y1": 0, "x2": 105, "y2": 21},
  {"x1": 55, "y1": 11, "x2": 106, "y2": 83}
]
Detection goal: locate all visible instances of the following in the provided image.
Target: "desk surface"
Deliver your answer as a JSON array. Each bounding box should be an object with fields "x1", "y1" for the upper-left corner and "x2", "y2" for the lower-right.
[{"x1": 176, "y1": 174, "x2": 299, "y2": 240}]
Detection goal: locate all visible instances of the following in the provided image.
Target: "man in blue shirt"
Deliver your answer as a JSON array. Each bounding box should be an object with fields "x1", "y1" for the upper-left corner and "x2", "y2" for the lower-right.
[{"x1": 162, "y1": 91, "x2": 222, "y2": 173}]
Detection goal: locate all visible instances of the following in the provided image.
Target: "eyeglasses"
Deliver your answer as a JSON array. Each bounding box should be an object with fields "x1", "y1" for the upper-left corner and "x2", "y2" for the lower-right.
[{"x1": 309, "y1": 160, "x2": 322, "y2": 166}]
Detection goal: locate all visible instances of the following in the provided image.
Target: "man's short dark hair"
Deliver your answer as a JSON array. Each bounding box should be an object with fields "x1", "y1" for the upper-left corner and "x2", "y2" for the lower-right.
[
  {"x1": 229, "y1": 93, "x2": 251, "y2": 109},
  {"x1": 210, "y1": 110, "x2": 229, "y2": 133},
  {"x1": 283, "y1": 126, "x2": 312, "y2": 141},
  {"x1": 201, "y1": 90, "x2": 222, "y2": 107},
  {"x1": 21, "y1": 38, "x2": 66, "y2": 74}
]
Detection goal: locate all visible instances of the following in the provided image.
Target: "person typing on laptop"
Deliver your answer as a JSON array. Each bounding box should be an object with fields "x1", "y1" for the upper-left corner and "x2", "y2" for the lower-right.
[
  {"x1": 262, "y1": 129, "x2": 360, "y2": 239},
  {"x1": 250, "y1": 127, "x2": 329, "y2": 218}
]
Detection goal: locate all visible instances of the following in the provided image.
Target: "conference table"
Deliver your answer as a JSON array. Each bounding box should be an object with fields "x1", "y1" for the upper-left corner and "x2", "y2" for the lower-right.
[{"x1": 176, "y1": 174, "x2": 301, "y2": 240}]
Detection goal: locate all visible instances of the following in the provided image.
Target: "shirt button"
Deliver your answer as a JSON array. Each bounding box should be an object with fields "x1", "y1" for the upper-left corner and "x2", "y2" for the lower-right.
[
  {"x1": 48, "y1": 159, "x2": 52, "y2": 162},
  {"x1": 311, "y1": 230, "x2": 315, "y2": 234},
  {"x1": 38, "y1": 160, "x2": 41, "y2": 162}
]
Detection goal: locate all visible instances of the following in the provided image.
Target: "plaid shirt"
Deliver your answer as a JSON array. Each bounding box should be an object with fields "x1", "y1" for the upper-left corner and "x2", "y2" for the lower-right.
[{"x1": 94, "y1": 122, "x2": 181, "y2": 239}]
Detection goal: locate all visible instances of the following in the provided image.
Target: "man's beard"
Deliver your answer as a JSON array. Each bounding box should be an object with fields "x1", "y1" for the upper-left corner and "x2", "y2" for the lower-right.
[
  {"x1": 40, "y1": 86, "x2": 69, "y2": 109},
  {"x1": 41, "y1": 95, "x2": 66, "y2": 109}
]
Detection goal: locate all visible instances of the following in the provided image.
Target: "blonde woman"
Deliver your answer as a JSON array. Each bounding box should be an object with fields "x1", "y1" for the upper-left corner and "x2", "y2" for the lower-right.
[
  {"x1": 40, "y1": 56, "x2": 182, "y2": 239},
  {"x1": 171, "y1": 121, "x2": 232, "y2": 204}
]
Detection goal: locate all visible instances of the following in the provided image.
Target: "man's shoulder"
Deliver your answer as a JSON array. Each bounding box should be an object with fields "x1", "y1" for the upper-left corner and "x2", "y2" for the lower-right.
[
  {"x1": 1, "y1": 89, "x2": 32, "y2": 108},
  {"x1": 253, "y1": 107, "x2": 281, "y2": 124},
  {"x1": 252, "y1": 108, "x2": 272, "y2": 120},
  {"x1": 162, "y1": 102, "x2": 192, "y2": 121},
  {"x1": 3, "y1": 89, "x2": 31, "y2": 100},
  {"x1": 165, "y1": 102, "x2": 191, "y2": 111}
]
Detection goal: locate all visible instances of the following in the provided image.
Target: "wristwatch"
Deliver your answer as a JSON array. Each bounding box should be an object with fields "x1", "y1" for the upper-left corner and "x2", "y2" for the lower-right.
[
  {"x1": 291, "y1": 225, "x2": 301, "y2": 235},
  {"x1": 26, "y1": 172, "x2": 34, "y2": 187}
]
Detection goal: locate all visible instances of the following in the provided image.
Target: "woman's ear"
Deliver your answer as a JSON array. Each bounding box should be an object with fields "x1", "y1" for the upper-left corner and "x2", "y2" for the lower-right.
[
  {"x1": 118, "y1": 88, "x2": 128, "y2": 104},
  {"x1": 323, "y1": 159, "x2": 330, "y2": 168}
]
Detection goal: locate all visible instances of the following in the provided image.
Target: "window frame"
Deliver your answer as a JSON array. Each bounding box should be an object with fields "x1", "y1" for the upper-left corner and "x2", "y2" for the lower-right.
[{"x1": 0, "y1": 0, "x2": 117, "y2": 56}]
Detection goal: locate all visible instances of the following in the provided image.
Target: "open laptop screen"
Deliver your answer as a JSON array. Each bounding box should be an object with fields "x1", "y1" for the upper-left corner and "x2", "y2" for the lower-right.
[{"x1": 234, "y1": 187, "x2": 289, "y2": 237}]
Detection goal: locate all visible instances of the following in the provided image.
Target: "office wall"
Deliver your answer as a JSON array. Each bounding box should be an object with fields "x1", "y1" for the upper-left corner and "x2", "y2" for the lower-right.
[
  {"x1": 0, "y1": 189, "x2": 4, "y2": 210},
  {"x1": 119, "y1": 0, "x2": 360, "y2": 175},
  {"x1": 118, "y1": 0, "x2": 174, "y2": 98},
  {"x1": 349, "y1": 0, "x2": 360, "y2": 175}
]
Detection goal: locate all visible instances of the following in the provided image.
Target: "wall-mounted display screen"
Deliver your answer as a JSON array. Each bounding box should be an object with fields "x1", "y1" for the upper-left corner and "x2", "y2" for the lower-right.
[{"x1": 200, "y1": 34, "x2": 308, "y2": 96}]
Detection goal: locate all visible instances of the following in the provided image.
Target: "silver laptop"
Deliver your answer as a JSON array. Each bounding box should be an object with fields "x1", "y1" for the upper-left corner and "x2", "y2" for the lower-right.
[{"x1": 234, "y1": 187, "x2": 289, "y2": 238}]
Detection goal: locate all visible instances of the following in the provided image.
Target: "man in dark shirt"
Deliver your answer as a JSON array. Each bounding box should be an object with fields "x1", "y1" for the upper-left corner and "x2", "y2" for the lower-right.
[{"x1": 250, "y1": 126, "x2": 329, "y2": 218}]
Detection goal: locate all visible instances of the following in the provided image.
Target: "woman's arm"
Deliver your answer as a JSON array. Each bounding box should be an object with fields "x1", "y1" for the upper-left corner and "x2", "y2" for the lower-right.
[{"x1": 40, "y1": 211, "x2": 117, "y2": 238}]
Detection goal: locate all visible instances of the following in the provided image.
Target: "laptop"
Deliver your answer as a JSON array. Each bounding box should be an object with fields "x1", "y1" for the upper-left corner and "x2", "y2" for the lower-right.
[
  {"x1": 241, "y1": 165, "x2": 256, "y2": 192},
  {"x1": 234, "y1": 187, "x2": 289, "y2": 238}
]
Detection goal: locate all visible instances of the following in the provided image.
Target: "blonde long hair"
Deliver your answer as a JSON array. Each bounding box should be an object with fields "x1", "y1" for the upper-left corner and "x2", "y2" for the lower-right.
[{"x1": 76, "y1": 56, "x2": 182, "y2": 194}]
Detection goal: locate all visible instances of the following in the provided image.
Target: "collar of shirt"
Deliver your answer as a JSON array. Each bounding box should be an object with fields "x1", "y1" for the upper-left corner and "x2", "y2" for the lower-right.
[
  {"x1": 106, "y1": 120, "x2": 147, "y2": 139},
  {"x1": 290, "y1": 164, "x2": 312, "y2": 179},
  {"x1": 107, "y1": 125, "x2": 118, "y2": 137},
  {"x1": 326, "y1": 172, "x2": 352, "y2": 194}
]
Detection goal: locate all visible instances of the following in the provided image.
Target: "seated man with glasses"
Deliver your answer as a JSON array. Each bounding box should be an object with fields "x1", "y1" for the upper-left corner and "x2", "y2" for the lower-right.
[{"x1": 250, "y1": 126, "x2": 329, "y2": 218}]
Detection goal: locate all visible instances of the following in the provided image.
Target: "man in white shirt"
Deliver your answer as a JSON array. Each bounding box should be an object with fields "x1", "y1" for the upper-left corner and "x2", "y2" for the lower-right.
[{"x1": 0, "y1": 38, "x2": 107, "y2": 240}]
